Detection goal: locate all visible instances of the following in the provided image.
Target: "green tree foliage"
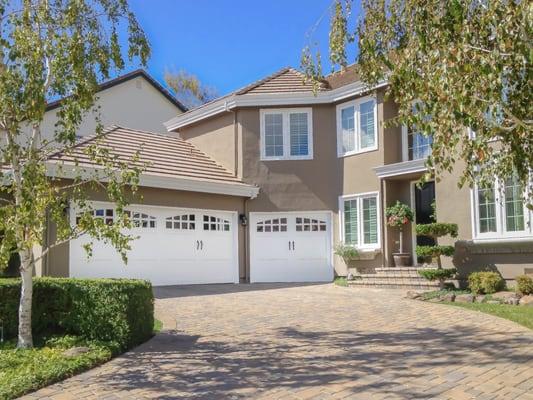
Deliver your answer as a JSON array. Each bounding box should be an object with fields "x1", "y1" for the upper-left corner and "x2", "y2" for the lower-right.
[
  {"x1": 164, "y1": 69, "x2": 218, "y2": 109},
  {"x1": 0, "y1": 0, "x2": 150, "y2": 348},
  {"x1": 302, "y1": 0, "x2": 532, "y2": 206}
]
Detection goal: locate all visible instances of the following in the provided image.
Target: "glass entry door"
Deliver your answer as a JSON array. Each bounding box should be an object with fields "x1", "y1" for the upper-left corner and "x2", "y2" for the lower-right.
[{"x1": 414, "y1": 181, "x2": 436, "y2": 263}]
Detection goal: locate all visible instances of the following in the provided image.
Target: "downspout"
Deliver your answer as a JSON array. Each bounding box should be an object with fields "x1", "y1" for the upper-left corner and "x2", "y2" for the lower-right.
[
  {"x1": 243, "y1": 197, "x2": 249, "y2": 283},
  {"x1": 380, "y1": 178, "x2": 387, "y2": 268}
]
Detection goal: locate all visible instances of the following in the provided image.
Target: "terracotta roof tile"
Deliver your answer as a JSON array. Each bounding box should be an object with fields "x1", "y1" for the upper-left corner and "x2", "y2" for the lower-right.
[{"x1": 49, "y1": 126, "x2": 244, "y2": 184}]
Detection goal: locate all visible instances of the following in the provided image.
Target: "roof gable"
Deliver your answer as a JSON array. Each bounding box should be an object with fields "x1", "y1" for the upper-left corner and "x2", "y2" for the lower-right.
[
  {"x1": 45, "y1": 70, "x2": 187, "y2": 113},
  {"x1": 237, "y1": 67, "x2": 327, "y2": 95}
]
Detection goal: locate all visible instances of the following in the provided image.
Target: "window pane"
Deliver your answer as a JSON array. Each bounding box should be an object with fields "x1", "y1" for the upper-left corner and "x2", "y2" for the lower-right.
[
  {"x1": 359, "y1": 100, "x2": 375, "y2": 149},
  {"x1": 344, "y1": 199, "x2": 358, "y2": 245},
  {"x1": 362, "y1": 197, "x2": 378, "y2": 244},
  {"x1": 264, "y1": 113, "x2": 284, "y2": 157},
  {"x1": 477, "y1": 187, "x2": 497, "y2": 233},
  {"x1": 504, "y1": 177, "x2": 525, "y2": 232},
  {"x1": 289, "y1": 113, "x2": 309, "y2": 156},
  {"x1": 408, "y1": 131, "x2": 433, "y2": 160},
  {"x1": 341, "y1": 106, "x2": 355, "y2": 153}
]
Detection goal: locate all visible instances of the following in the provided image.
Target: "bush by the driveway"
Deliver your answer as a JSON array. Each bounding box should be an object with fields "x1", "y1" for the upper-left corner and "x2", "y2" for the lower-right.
[{"x1": 0, "y1": 278, "x2": 154, "y2": 350}]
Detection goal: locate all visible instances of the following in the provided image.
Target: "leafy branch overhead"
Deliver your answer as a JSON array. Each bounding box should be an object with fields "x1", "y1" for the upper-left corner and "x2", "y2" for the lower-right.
[
  {"x1": 0, "y1": 0, "x2": 150, "y2": 349},
  {"x1": 164, "y1": 69, "x2": 218, "y2": 109},
  {"x1": 302, "y1": 0, "x2": 532, "y2": 206}
]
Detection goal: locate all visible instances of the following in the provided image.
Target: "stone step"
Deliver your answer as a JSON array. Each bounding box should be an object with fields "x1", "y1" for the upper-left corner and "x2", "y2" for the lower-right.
[
  {"x1": 347, "y1": 279, "x2": 439, "y2": 290},
  {"x1": 358, "y1": 273, "x2": 430, "y2": 280}
]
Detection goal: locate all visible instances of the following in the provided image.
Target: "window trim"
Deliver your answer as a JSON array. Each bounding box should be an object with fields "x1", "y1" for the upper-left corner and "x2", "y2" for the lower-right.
[
  {"x1": 260, "y1": 108, "x2": 313, "y2": 161},
  {"x1": 338, "y1": 191, "x2": 381, "y2": 250},
  {"x1": 336, "y1": 95, "x2": 378, "y2": 158},
  {"x1": 471, "y1": 179, "x2": 532, "y2": 242},
  {"x1": 401, "y1": 125, "x2": 433, "y2": 162}
]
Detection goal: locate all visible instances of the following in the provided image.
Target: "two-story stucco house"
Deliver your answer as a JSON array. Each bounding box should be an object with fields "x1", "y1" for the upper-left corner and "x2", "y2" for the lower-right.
[{"x1": 43, "y1": 66, "x2": 532, "y2": 285}]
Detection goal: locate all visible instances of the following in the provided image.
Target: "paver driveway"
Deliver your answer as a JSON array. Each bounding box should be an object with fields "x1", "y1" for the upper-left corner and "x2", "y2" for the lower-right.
[{"x1": 23, "y1": 284, "x2": 533, "y2": 400}]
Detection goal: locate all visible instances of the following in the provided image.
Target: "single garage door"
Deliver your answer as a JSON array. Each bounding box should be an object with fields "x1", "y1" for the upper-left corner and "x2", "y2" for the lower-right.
[
  {"x1": 249, "y1": 212, "x2": 333, "y2": 283},
  {"x1": 70, "y1": 203, "x2": 239, "y2": 285}
]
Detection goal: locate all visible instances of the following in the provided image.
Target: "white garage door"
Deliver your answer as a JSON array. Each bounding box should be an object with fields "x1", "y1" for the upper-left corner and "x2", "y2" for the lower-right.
[
  {"x1": 249, "y1": 212, "x2": 333, "y2": 283},
  {"x1": 70, "y1": 203, "x2": 238, "y2": 286}
]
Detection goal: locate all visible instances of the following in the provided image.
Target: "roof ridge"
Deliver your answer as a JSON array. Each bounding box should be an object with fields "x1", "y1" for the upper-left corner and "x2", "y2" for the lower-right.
[
  {"x1": 45, "y1": 70, "x2": 187, "y2": 113},
  {"x1": 235, "y1": 66, "x2": 293, "y2": 95}
]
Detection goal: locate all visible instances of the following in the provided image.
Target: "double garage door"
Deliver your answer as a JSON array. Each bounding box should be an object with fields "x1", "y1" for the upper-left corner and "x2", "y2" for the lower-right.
[
  {"x1": 249, "y1": 212, "x2": 333, "y2": 283},
  {"x1": 70, "y1": 203, "x2": 238, "y2": 285}
]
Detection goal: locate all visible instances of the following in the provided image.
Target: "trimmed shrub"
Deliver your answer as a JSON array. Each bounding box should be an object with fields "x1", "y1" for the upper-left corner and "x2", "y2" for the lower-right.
[
  {"x1": 468, "y1": 271, "x2": 505, "y2": 295},
  {"x1": 334, "y1": 243, "x2": 359, "y2": 261},
  {"x1": 0, "y1": 278, "x2": 154, "y2": 350},
  {"x1": 415, "y1": 222, "x2": 458, "y2": 238},
  {"x1": 418, "y1": 268, "x2": 457, "y2": 281},
  {"x1": 416, "y1": 245, "x2": 455, "y2": 258},
  {"x1": 515, "y1": 275, "x2": 533, "y2": 295}
]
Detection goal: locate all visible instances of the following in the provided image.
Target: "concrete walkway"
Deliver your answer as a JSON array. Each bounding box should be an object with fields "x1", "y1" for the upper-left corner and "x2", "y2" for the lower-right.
[{"x1": 23, "y1": 284, "x2": 533, "y2": 399}]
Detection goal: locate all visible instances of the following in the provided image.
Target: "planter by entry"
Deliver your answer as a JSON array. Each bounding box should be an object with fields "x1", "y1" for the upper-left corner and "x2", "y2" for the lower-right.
[{"x1": 392, "y1": 253, "x2": 411, "y2": 267}]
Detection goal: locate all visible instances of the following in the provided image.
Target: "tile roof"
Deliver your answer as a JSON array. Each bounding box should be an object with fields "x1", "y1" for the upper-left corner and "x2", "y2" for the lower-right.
[
  {"x1": 237, "y1": 67, "x2": 328, "y2": 95},
  {"x1": 49, "y1": 126, "x2": 244, "y2": 185},
  {"x1": 324, "y1": 64, "x2": 360, "y2": 90}
]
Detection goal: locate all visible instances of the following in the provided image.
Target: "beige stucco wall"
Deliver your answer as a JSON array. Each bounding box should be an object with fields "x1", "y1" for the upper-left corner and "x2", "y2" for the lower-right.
[
  {"x1": 45, "y1": 186, "x2": 246, "y2": 280},
  {"x1": 436, "y1": 167, "x2": 533, "y2": 280},
  {"x1": 235, "y1": 90, "x2": 393, "y2": 276},
  {"x1": 7, "y1": 75, "x2": 182, "y2": 147},
  {"x1": 178, "y1": 112, "x2": 237, "y2": 175}
]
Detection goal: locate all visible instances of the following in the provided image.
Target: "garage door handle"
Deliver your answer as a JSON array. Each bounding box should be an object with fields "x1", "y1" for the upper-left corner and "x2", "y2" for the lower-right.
[
  {"x1": 288, "y1": 241, "x2": 291, "y2": 250},
  {"x1": 292, "y1": 241, "x2": 295, "y2": 250},
  {"x1": 200, "y1": 240, "x2": 203, "y2": 250},
  {"x1": 196, "y1": 240, "x2": 200, "y2": 250}
]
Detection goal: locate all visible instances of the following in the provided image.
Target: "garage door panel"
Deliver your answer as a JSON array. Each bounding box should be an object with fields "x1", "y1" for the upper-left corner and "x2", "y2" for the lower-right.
[
  {"x1": 70, "y1": 204, "x2": 238, "y2": 286},
  {"x1": 250, "y1": 212, "x2": 333, "y2": 283}
]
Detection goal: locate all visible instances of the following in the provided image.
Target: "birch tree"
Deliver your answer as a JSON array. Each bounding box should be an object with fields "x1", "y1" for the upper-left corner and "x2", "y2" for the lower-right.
[
  {"x1": 0, "y1": 0, "x2": 150, "y2": 349},
  {"x1": 302, "y1": 0, "x2": 532, "y2": 206}
]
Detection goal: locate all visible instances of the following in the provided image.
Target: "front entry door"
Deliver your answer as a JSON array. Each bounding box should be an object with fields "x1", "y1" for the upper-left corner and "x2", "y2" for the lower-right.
[{"x1": 413, "y1": 181, "x2": 436, "y2": 263}]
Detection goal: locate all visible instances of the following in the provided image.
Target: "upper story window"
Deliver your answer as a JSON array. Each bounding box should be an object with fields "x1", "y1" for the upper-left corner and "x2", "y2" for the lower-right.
[
  {"x1": 402, "y1": 126, "x2": 433, "y2": 161},
  {"x1": 339, "y1": 192, "x2": 380, "y2": 249},
  {"x1": 472, "y1": 175, "x2": 532, "y2": 241},
  {"x1": 260, "y1": 108, "x2": 313, "y2": 160},
  {"x1": 336, "y1": 96, "x2": 378, "y2": 157}
]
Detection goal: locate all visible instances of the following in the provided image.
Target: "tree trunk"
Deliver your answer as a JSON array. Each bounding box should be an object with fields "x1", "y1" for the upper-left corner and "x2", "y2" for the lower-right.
[{"x1": 18, "y1": 250, "x2": 34, "y2": 349}]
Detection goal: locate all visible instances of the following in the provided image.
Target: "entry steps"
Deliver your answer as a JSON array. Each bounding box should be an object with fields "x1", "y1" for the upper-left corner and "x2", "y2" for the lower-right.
[{"x1": 347, "y1": 266, "x2": 440, "y2": 290}]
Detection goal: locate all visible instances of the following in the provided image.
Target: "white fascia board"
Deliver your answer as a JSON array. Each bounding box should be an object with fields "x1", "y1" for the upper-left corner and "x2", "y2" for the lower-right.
[
  {"x1": 45, "y1": 162, "x2": 260, "y2": 199},
  {"x1": 373, "y1": 158, "x2": 428, "y2": 179},
  {"x1": 164, "y1": 80, "x2": 388, "y2": 131},
  {"x1": 164, "y1": 96, "x2": 237, "y2": 132}
]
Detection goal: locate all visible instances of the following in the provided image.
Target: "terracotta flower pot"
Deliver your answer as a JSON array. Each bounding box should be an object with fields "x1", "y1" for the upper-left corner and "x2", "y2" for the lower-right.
[{"x1": 393, "y1": 253, "x2": 411, "y2": 267}]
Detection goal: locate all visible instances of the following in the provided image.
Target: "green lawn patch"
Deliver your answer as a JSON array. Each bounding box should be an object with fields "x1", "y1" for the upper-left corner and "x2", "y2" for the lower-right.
[
  {"x1": 0, "y1": 335, "x2": 115, "y2": 400},
  {"x1": 334, "y1": 277, "x2": 348, "y2": 287},
  {"x1": 153, "y1": 318, "x2": 163, "y2": 333},
  {"x1": 444, "y1": 301, "x2": 533, "y2": 330}
]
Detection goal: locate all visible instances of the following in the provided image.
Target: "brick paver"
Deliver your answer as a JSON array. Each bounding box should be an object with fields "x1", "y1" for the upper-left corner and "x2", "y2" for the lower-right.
[{"x1": 22, "y1": 284, "x2": 533, "y2": 399}]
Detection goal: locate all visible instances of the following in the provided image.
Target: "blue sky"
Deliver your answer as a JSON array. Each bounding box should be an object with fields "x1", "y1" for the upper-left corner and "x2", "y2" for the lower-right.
[{"x1": 127, "y1": 0, "x2": 358, "y2": 96}]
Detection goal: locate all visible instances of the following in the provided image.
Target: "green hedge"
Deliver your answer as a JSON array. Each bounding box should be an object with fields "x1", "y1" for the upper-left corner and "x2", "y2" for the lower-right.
[
  {"x1": 0, "y1": 278, "x2": 154, "y2": 350},
  {"x1": 468, "y1": 271, "x2": 505, "y2": 295}
]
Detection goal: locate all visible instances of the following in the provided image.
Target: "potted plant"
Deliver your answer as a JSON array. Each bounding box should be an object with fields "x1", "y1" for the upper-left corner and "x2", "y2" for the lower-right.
[{"x1": 385, "y1": 201, "x2": 414, "y2": 267}]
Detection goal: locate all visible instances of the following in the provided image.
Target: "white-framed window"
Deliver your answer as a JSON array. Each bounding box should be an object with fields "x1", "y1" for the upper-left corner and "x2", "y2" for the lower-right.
[
  {"x1": 166, "y1": 214, "x2": 196, "y2": 230},
  {"x1": 339, "y1": 192, "x2": 380, "y2": 249},
  {"x1": 256, "y1": 218, "x2": 287, "y2": 233},
  {"x1": 126, "y1": 211, "x2": 157, "y2": 229},
  {"x1": 260, "y1": 108, "x2": 313, "y2": 160},
  {"x1": 472, "y1": 175, "x2": 532, "y2": 241},
  {"x1": 203, "y1": 215, "x2": 231, "y2": 231},
  {"x1": 402, "y1": 125, "x2": 433, "y2": 161},
  {"x1": 76, "y1": 208, "x2": 114, "y2": 226},
  {"x1": 336, "y1": 96, "x2": 378, "y2": 157}
]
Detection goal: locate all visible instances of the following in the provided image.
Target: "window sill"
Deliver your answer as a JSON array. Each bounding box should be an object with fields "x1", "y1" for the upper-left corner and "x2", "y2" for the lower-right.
[
  {"x1": 338, "y1": 147, "x2": 378, "y2": 158},
  {"x1": 261, "y1": 155, "x2": 313, "y2": 161},
  {"x1": 472, "y1": 236, "x2": 533, "y2": 244}
]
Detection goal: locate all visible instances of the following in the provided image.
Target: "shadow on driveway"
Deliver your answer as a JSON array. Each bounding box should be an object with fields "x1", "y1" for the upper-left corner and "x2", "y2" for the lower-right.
[
  {"x1": 153, "y1": 282, "x2": 330, "y2": 299},
  {"x1": 85, "y1": 323, "x2": 533, "y2": 399}
]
